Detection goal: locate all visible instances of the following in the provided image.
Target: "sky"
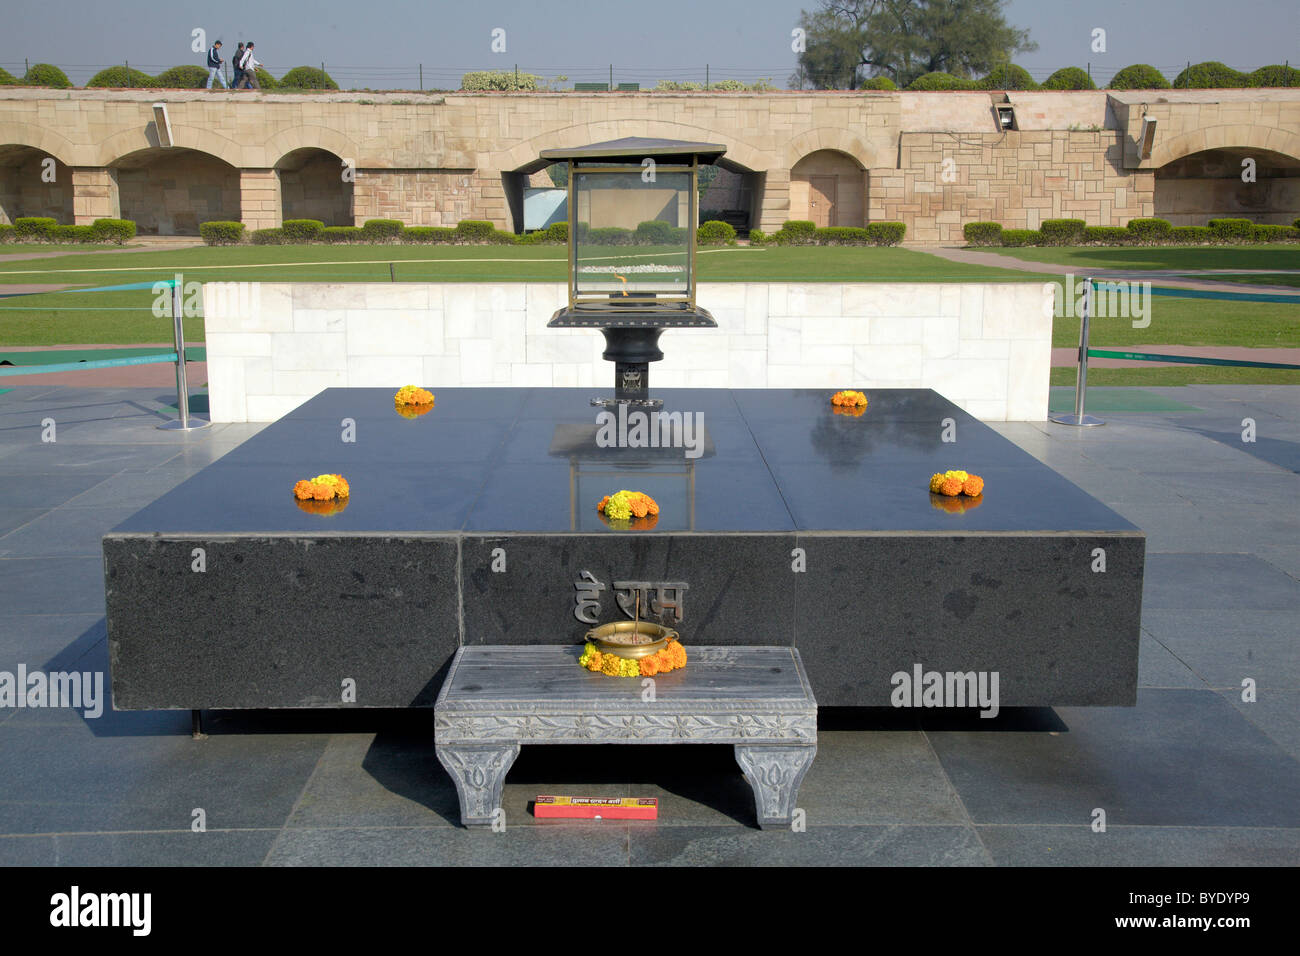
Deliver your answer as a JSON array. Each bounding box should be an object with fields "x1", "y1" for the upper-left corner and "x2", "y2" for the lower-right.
[{"x1": 2, "y1": 0, "x2": 1297, "y2": 89}]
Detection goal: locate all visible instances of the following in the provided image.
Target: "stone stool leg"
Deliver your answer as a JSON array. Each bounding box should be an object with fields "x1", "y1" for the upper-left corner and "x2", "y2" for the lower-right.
[
  {"x1": 436, "y1": 743, "x2": 521, "y2": 827},
  {"x1": 734, "y1": 744, "x2": 817, "y2": 830}
]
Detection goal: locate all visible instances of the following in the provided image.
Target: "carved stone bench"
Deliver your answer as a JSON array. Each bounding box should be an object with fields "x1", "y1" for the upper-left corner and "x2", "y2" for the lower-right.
[{"x1": 434, "y1": 645, "x2": 818, "y2": 829}]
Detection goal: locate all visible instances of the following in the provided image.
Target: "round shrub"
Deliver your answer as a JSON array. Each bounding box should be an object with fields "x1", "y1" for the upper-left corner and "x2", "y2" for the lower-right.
[
  {"x1": 697, "y1": 220, "x2": 736, "y2": 245},
  {"x1": 1172, "y1": 61, "x2": 1248, "y2": 89},
  {"x1": 13, "y1": 217, "x2": 58, "y2": 241},
  {"x1": 321, "y1": 226, "x2": 363, "y2": 243},
  {"x1": 1042, "y1": 67, "x2": 1096, "y2": 91},
  {"x1": 403, "y1": 226, "x2": 456, "y2": 243},
  {"x1": 1125, "y1": 217, "x2": 1173, "y2": 243},
  {"x1": 281, "y1": 219, "x2": 325, "y2": 242},
  {"x1": 90, "y1": 218, "x2": 136, "y2": 243},
  {"x1": 1108, "y1": 64, "x2": 1170, "y2": 90},
  {"x1": 748, "y1": 229, "x2": 766, "y2": 245},
  {"x1": 907, "y1": 72, "x2": 977, "y2": 91},
  {"x1": 87, "y1": 66, "x2": 157, "y2": 88},
  {"x1": 1082, "y1": 226, "x2": 1131, "y2": 245},
  {"x1": 0, "y1": 67, "x2": 17, "y2": 86},
  {"x1": 251, "y1": 227, "x2": 286, "y2": 245},
  {"x1": 1208, "y1": 218, "x2": 1255, "y2": 242},
  {"x1": 861, "y1": 76, "x2": 897, "y2": 91},
  {"x1": 253, "y1": 67, "x2": 279, "y2": 90},
  {"x1": 1168, "y1": 226, "x2": 1213, "y2": 245},
  {"x1": 1249, "y1": 64, "x2": 1300, "y2": 87},
  {"x1": 0, "y1": 224, "x2": 15, "y2": 243},
  {"x1": 362, "y1": 218, "x2": 404, "y2": 242},
  {"x1": 155, "y1": 65, "x2": 209, "y2": 88},
  {"x1": 634, "y1": 219, "x2": 674, "y2": 245},
  {"x1": 461, "y1": 70, "x2": 541, "y2": 92},
  {"x1": 454, "y1": 220, "x2": 495, "y2": 243},
  {"x1": 49, "y1": 224, "x2": 95, "y2": 243},
  {"x1": 1038, "y1": 218, "x2": 1087, "y2": 246},
  {"x1": 279, "y1": 66, "x2": 338, "y2": 90},
  {"x1": 23, "y1": 63, "x2": 71, "y2": 88},
  {"x1": 963, "y1": 222, "x2": 1003, "y2": 246},
  {"x1": 865, "y1": 221, "x2": 906, "y2": 245},
  {"x1": 544, "y1": 221, "x2": 568, "y2": 243},
  {"x1": 199, "y1": 221, "x2": 246, "y2": 245},
  {"x1": 1000, "y1": 228, "x2": 1040, "y2": 247},
  {"x1": 979, "y1": 64, "x2": 1038, "y2": 90},
  {"x1": 777, "y1": 220, "x2": 817, "y2": 245}
]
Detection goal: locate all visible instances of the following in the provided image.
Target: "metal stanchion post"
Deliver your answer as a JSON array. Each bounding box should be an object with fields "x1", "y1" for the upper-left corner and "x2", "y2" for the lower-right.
[
  {"x1": 1050, "y1": 275, "x2": 1105, "y2": 426},
  {"x1": 158, "y1": 278, "x2": 209, "y2": 431}
]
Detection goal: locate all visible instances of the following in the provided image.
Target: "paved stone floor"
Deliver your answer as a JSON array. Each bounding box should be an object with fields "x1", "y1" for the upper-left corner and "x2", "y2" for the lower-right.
[{"x1": 0, "y1": 383, "x2": 1297, "y2": 866}]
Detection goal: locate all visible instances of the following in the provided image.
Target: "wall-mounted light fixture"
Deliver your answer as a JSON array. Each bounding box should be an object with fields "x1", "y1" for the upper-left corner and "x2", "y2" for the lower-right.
[
  {"x1": 1138, "y1": 115, "x2": 1157, "y2": 160},
  {"x1": 991, "y1": 95, "x2": 1017, "y2": 132},
  {"x1": 152, "y1": 103, "x2": 173, "y2": 148}
]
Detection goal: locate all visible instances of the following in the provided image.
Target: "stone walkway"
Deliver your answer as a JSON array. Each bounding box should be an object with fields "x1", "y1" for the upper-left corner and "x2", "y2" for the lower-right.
[{"x1": 0, "y1": 384, "x2": 1296, "y2": 865}]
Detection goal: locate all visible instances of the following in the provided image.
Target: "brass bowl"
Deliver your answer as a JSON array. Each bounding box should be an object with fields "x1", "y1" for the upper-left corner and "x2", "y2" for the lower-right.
[{"x1": 584, "y1": 620, "x2": 679, "y2": 659}]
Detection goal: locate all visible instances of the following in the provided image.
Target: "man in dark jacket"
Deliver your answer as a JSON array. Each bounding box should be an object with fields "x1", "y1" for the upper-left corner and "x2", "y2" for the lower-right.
[
  {"x1": 230, "y1": 42, "x2": 245, "y2": 90},
  {"x1": 206, "y1": 40, "x2": 226, "y2": 89}
]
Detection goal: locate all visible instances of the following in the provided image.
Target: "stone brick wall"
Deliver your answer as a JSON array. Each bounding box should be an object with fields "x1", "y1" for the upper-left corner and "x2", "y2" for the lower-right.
[
  {"x1": 0, "y1": 153, "x2": 73, "y2": 223},
  {"x1": 353, "y1": 169, "x2": 476, "y2": 226},
  {"x1": 115, "y1": 152, "x2": 240, "y2": 234}
]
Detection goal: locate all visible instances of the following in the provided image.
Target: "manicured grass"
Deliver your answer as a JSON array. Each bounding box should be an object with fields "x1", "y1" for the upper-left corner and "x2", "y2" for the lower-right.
[
  {"x1": 0, "y1": 290, "x2": 189, "y2": 345},
  {"x1": 0, "y1": 243, "x2": 131, "y2": 255},
  {"x1": 988, "y1": 244, "x2": 1300, "y2": 272},
  {"x1": 0, "y1": 243, "x2": 1046, "y2": 288},
  {"x1": 1051, "y1": 296, "x2": 1300, "y2": 350},
  {"x1": 1050, "y1": 366, "x2": 1300, "y2": 386},
  {"x1": 1175, "y1": 273, "x2": 1300, "y2": 288}
]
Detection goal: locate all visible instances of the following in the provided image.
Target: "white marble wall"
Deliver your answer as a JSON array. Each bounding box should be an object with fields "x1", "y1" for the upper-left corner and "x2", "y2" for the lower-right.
[{"x1": 203, "y1": 281, "x2": 1054, "y2": 423}]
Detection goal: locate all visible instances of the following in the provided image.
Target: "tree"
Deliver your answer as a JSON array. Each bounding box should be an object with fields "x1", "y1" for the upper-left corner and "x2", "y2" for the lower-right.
[{"x1": 792, "y1": 0, "x2": 1035, "y2": 90}]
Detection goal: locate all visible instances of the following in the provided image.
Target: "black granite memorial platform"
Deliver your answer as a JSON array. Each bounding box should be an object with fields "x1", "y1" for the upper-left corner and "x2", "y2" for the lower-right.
[{"x1": 103, "y1": 387, "x2": 1144, "y2": 711}]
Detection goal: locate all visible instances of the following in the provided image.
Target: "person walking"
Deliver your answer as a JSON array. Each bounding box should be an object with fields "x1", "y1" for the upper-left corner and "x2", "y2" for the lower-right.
[
  {"x1": 206, "y1": 40, "x2": 226, "y2": 89},
  {"x1": 236, "y1": 42, "x2": 263, "y2": 89},
  {"x1": 230, "y1": 42, "x2": 245, "y2": 90}
]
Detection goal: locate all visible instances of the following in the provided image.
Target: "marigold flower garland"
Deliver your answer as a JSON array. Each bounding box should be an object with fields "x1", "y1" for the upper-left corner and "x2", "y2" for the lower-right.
[
  {"x1": 578, "y1": 638, "x2": 688, "y2": 678},
  {"x1": 928, "y1": 470, "x2": 984, "y2": 497},
  {"x1": 832, "y1": 389, "x2": 868, "y2": 407},
  {"x1": 293, "y1": 473, "x2": 350, "y2": 501},
  {"x1": 394, "y1": 385, "x2": 435, "y2": 406},
  {"x1": 597, "y1": 490, "x2": 660, "y2": 529}
]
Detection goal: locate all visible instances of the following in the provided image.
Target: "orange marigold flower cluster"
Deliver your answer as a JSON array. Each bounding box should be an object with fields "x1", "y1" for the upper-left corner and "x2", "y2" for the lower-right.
[
  {"x1": 578, "y1": 640, "x2": 687, "y2": 677},
  {"x1": 832, "y1": 403, "x2": 867, "y2": 417},
  {"x1": 639, "y1": 639, "x2": 687, "y2": 676},
  {"x1": 293, "y1": 473, "x2": 350, "y2": 501},
  {"x1": 928, "y1": 470, "x2": 984, "y2": 498},
  {"x1": 295, "y1": 497, "x2": 349, "y2": 516},
  {"x1": 597, "y1": 491, "x2": 660, "y2": 522},
  {"x1": 831, "y1": 390, "x2": 868, "y2": 407},
  {"x1": 393, "y1": 385, "x2": 435, "y2": 406}
]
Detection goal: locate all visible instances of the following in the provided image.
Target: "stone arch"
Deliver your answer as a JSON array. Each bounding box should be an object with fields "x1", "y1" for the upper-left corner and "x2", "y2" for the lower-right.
[
  {"x1": 783, "y1": 129, "x2": 874, "y2": 170},
  {"x1": 96, "y1": 125, "x2": 241, "y2": 168},
  {"x1": 1149, "y1": 124, "x2": 1300, "y2": 172},
  {"x1": 263, "y1": 127, "x2": 362, "y2": 170},
  {"x1": 109, "y1": 147, "x2": 240, "y2": 235},
  {"x1": 0, "y1": 145, "x2": 74, "y2": 224},
  {"x1": 1154, "y1": 145, "x2": 1300, "y2": 226},
  {"x1": 275, "y1": 147, "x2": 353, "y2": 225},
  {"x1": 790, "y1": 149, "x2": 868, "y2": 227},
  {"x1": 0, "y1": 124, "x2": 78, "y2": 166}
]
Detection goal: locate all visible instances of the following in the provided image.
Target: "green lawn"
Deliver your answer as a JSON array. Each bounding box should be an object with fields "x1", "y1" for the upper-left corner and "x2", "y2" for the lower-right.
[
  {"x1": 987, "y1": 244, "x2": 1300, "y2": 272},
  {"x1": 0, "y1": 244, "x2": 1046, "y2": 289},
  {"x1": 0, "y1": 243, "x2": 133, "y2": 256},
  {"x1": 1052, "y1": 297, "x2": 1300, "y2": 350}
]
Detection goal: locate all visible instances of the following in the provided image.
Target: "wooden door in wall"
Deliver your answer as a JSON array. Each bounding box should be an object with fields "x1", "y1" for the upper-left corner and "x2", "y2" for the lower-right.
[{"x1": 809, "y1": 176, "x2": 837, "y2": 227}]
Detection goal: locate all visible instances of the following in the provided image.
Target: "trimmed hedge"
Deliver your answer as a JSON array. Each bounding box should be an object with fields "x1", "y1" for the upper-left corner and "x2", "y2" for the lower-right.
[
  {"x1": 13, "y1": 217, "x2": 57, "y2": 240},
  {"x1": 963, "y1": 221, "x2": 1003, "y2": 246},
  {"x1": 87, "y1": 66, "x2": 157, "y2": 88},
  {"x1": 281, "y1": 218, "x2": 325, "y2": 242},
  {"x1": 361, "y1": 218, "x2": 403, "y2": 242},
  {"x1": 635, "y1": 219, "x2": 674, "y2": 245},
  {"x1": 155, "y1": 65, "x2": 209, "y2": 88},
  {"x1": 251, "y1": 228, "x2": 286, "y2": 245},
  {"x1": 1251, "y1": 224, "x2": 1300, "y2": 242},
  {"x1": 199, "y1": 221, "x2": 246, "y2": 245},
  {"x1": 1208, "y1": 217, "x2": 1254, "y2": 242},
  {"x1": 587, "y1": 226, "x2": 634, "y2": 246},
  {"x1": 454, "y1": 220, "x2": 495, "y2": 243},
  {"x1": 865, "y1": 221, "x2": 906, "y2": 245},
  {"x1": 697, "y1": 220, "x2": 736, "y2": 245},
  {"x1": 1039, "y1": 218, "x2": 1087, "y2": 245},
  {"x1": 90, "y1": 218, "x2": 136, "y2": 243},
  {"x1": 403, "y1": 226, "x2": 457, "y2": 243},
  {"x1": 1169, "y1": 225, "x2": 1213, "y2": 244},
  {"x1": 979, "y1": 64, "x2": 1038, "y2": 91},
  {"x1": 907, "y1": 71, "x2": 978, "y2": 91},
  {"x1": 1042, "y1": 67, "x2": 1096, "y2": 91},
  {"x1": 1083, "y1": 226, "x2": 1130, "y2": 244},
  {"x1": 279, "y1": 66, "x2": 338, "y2": 90},
  {"x1": 1126, "y1": 217, "x2": 1173, "y2": 243},
  {"x1": 1000, "y1": 229, "x2": 1040, "y2": 247},
  {"x1": 747, "y1": 229, "x2": 766, "y2": 245},
  {"x1": 322, "y1": 226, "x2": 363, "y2": 243},
  {"x1": 23, "y1": 63, "x2": 71, "y2": 88},
  {"x1": 544, "y1": 221, "x2": 568, "y2": 243},
  {"x1": 1108, "y1": 64, "x2": 1170, "y2": 90},
  {"x1": 1173, "y1": 61, "x2": 1249, "y2": 89},
  {"x1": 814, "y1": 226, "x2": 869, "y2": 245},
  {"x1": 776, "y1": 220, "x2": 817, "y2": 245},
  {"x1": 461, "y1": 70, "x2": 541, "y2": 92},
  {"x1": 0, "y1": 224, "x2": 14, "y2": 242},
  {"x1": 49, "y1": 224, "x2": 95, "y2": 242}
]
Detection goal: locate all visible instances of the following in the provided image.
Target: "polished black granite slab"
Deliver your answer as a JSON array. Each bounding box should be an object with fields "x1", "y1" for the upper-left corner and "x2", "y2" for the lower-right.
[{"x1": 104, "y1": 388, "x2": 1144, "y2": 709}]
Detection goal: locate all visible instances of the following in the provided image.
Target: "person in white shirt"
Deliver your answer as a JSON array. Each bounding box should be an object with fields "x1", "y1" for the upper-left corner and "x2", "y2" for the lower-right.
[{"x1": 236, "y1": 42, "x2": 263, "y2": 89}]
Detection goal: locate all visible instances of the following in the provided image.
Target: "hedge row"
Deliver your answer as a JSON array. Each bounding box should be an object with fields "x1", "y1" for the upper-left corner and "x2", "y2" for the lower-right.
[
  {"x1": 0, "y1": 217, "x2": 136, "y2": 244},
  {"x1": 201, "y1": 219, "x2": 574, "y2": 246},
  {"x1": 903, "y1": 62, "x2": 1300, "y2": 91},
  {"x1": 964, "y1": 217, "x2": 1300, "y2": 247},
  {"x1": 749, "y1": 220, "x2": 906, "y2": 246},
  {"x1": 0, "y1": 63, "x2": 338, "y2": 90}
]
